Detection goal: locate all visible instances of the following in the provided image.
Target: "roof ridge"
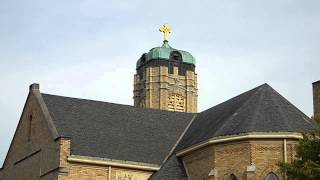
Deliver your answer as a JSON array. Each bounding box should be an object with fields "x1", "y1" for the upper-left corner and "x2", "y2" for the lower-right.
[
  {"x1": 41, "y1": 93, "x2": 135, "y2": 108},
  {"x1": 214, "y1": 84, "x2": 265, "y2": 135},
  {"x1": 246, "y1": 86, "x2": 267, "y2": 131},
  {"x1": 41, "y1": 93, "x2": 195, "y2": 115},
  {"x1": 161, "y1": 114, "x2": 198, "y2": 165},
  {"x1": 268, "y1": 87, "x2": 293, "y2": 130},
  {"x1": 199, "y1": 83, "x2": 267, "y2": 114},
  {"x1": 268, "y1": 86, "x2": 314, "y2": 127},
  {"x1": 176, "y1": 83, "x2": 314, "y2": 151}
]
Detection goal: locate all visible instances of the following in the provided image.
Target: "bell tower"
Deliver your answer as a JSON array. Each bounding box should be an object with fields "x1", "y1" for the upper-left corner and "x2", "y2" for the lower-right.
[{"x1": 133, "y1": 24, "x2": 198, "y2": 113}]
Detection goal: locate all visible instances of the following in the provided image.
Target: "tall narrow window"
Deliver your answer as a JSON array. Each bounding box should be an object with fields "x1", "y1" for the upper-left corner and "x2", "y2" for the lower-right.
[
  {"x1": 265, "y1": 172, "x2": 279, "y2": 180},
  {"x1": 27, "y1": 115, "x2": 32, "y2": 142},
  {"x1": 229, "y1": 174, "x2": 238, "y2": 180}
]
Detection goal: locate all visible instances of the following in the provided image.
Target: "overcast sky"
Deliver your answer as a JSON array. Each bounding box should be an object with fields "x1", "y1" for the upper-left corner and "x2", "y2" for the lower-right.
[{"x1": 0, "y1": 0, "x2": 319, "y2": 166}]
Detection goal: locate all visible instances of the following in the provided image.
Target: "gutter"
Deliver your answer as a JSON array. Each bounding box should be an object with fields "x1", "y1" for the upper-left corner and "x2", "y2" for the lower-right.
[
  {"x1": 176, "y1": 132, "x2": 303, "y2": 156},
  {"x1": 67, "y1": 155, "x2": 160, "y2": 171}
]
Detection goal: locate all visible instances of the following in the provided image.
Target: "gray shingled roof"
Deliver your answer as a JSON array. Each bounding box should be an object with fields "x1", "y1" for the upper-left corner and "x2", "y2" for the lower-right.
[
  {"x1": 41, "y1": 94, "x2": 195, "y2": 165},
  {"x1": 177, "y1": 83, "x2": 314, "y2": 151},
  {"x1": 149, "y1": 154, "x2": 188, "y2": 180},
  {"x1": 41, "y1": 83, "x2": 315, "y2": 178}
]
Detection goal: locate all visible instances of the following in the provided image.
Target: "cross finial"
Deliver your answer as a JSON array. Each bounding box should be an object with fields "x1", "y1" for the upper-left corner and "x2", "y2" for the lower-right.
[{"x1": 159, "y1": 24, "x2": 172, "y2": 41}]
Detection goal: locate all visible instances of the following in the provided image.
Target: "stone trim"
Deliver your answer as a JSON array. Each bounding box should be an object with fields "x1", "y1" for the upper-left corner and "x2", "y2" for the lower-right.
[
  {"x1": 40, "y1": 167, "x2": 59, "y2": 177},
  {"x1": 67, "y1": 155, "x2": 160, "y2": 171},
  {"x1": 32, "y1": 84, "x2": 59, "y2": 139},
  {"x1": 14, "y1": 148, "x2": 41, "y2": 165},
  {"x1": 176, "y1": 132, "x2": 303, "y2": 156}
]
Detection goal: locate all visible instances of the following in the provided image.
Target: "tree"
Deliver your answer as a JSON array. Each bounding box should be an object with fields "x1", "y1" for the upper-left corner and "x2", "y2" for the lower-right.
[{"x1": 278, "y1": 114, "x2": 320, "y2": 179}]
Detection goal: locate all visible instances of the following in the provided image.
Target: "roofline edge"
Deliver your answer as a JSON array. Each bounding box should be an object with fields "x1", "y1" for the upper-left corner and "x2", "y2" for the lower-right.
[
  {"x1": 1, "y1": 89, "x2": 37, "y2": 169},
  {"x1": 67, "y1": 155, "x2": 160, "y2": 171},
  {"x1": 161, "y1": 114, "x2": 198, "y2": 165},
  {"x1": 312, "y1": 80, "x2": 320, "y2": 85},
  {"x1": 176, "y1": 132, "x2": 303, "y2": 157},
  {"x1": 32, "y1": 84, "x2": 59, "y2": 139}
]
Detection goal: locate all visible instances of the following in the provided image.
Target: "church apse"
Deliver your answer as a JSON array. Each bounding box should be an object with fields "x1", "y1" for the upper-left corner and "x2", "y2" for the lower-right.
[{"x1": 133, "y1": 24, "x2": 198, "y2": 113}]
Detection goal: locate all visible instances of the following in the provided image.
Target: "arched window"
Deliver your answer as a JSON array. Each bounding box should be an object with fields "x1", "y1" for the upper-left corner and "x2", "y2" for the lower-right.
[
  {"x1": 229, "y1": 174, "x2": 238, "y2": 180},
  {"x1": 170, "y1": 51, "x2": 182, "y2": 61},
  {"x1": 265, "y1": 172, "x2": 279, "y2": 180},
  {"x1": 140, "y1": 53, "x2": 146, "y2": 64}
]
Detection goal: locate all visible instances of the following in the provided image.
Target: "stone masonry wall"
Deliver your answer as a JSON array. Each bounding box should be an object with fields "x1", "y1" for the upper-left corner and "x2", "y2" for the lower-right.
[
  {"x1": 313, "y1": 81, "x2": 320, "y2": 116},
  {"x1": 183, "y1": 145, "x2": 214, "y2": 180},
  {"x1": 182, "y1": 139, "x2": 298, "y2": 180},
  {"x1": 134, "y1": 66, "x2": 197, "y2": 113},
  {"x1": 58, "y1": 139, "x2": 154, "y2": 180},
  {"x1": 250, "y1": 139, "x2": 297, "y2": 180}
]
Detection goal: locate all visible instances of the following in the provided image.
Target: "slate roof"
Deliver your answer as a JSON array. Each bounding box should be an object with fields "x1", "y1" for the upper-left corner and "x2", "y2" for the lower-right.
[
  {"x1": 149, "y1": 154, "x2": 188, "y2": 180},
  {"x1": 177, "y1": 83, "x2": 314, "y2": 151},
  {"x1": 41, "y1": 94, "x2": 195, "y2": 165},
  {"x1": 40, "y1": 83, "x2": 315, "y2": 178}
]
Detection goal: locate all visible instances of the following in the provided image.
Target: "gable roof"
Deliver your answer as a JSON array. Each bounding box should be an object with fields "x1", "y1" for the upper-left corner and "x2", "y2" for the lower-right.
[
  {"x1": 177, "y1": 83, "x2": 314, "y2": 151},
  {"x1": 38, "y1": 83, "x2": 314, "y2": 178},
  {"x1": 41, "y1": 94, "x2": 195, "y2": 165}
]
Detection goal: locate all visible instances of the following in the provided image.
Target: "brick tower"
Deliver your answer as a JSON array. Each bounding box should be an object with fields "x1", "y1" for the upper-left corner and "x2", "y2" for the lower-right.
[
  {"x1": 313, "y1": 80, "x2": 320, "y2": 116},
  {"x1": 133, "y1": 24, "x2": 197, "y2": 112}
]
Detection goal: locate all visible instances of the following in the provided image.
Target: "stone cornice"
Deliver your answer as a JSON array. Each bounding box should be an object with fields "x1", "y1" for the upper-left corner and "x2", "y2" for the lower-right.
[
  {"x1": 176, "y1": 132, "x2": 303, "y2": 157},
  {"x1": 67, "y1": 155, "x2": 160, "y2": 171}
]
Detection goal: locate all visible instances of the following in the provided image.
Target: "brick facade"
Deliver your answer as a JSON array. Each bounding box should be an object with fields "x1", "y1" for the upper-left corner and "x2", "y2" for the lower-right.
[
  {"x1": 1, "y1": 87, "x2": 156, "y2": 180},
  {"x1": 1, "y1": 90, "x2": 60, "y2": 180},
  {"x1": 57, "y1": 139, "x2": 155, "y2": 180},
  {"x1": 134, "y1": 65, "x2": 198, "y2": 113},
  {"x1": 0, "y1": 72, "x2": 314, "y2": 179},
  {"x1": 313, "y1": 81, "x2": 320, "y2": 116},
  {"x1": 181, "y1": 138, "x2": 299, "y2": 180}
]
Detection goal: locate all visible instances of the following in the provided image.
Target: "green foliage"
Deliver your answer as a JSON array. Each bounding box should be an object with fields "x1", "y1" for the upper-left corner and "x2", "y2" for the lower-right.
[{"x1": 278, "y1": 115, "x2": 320, "y2": 180}]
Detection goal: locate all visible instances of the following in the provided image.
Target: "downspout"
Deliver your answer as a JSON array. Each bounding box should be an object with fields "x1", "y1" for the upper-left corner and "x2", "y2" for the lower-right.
[
  {"x1": 108, "y1": 166, "x2": 111, "y2": 180},
  {"x1": 283, "y1": 138, "x2": 287, "y2": 180},
  {"x1": 283, "y1": 138, "x2": 287, "y2": 163}
]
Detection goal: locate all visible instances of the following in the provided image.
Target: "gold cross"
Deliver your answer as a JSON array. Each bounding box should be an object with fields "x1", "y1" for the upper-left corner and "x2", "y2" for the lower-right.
[{"x1": 159, "y1": 24, "x2": 172, "y2": 41}]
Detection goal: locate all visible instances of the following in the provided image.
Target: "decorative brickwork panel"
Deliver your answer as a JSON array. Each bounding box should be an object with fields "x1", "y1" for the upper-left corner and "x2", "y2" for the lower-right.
[
  {"x1": 113, "y1": 168, "x2": 151, "y2": 180},
  {"x1": 215, "y1": 142, "x2": 251, "y2": 180},
  {"x1": 59, "y1": 163, "x2": 109, "y2": 180},
  {"x1": 251, "y1": 143, "x2": 283, "y2": 180},
  {"x1": 168, "y1": 94, "x2": 185, "y2": 112}
]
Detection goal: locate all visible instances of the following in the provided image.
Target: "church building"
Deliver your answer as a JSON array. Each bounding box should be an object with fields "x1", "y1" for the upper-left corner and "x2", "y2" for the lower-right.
[{"x1": 0, "y1": 24, "x2": 318, "y2": 180}]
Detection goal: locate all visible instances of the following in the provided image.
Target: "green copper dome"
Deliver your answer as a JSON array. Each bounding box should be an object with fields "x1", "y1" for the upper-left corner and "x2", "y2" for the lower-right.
[{"x1": 136, "y1": 41, "x2": 196, "y2": 68}]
